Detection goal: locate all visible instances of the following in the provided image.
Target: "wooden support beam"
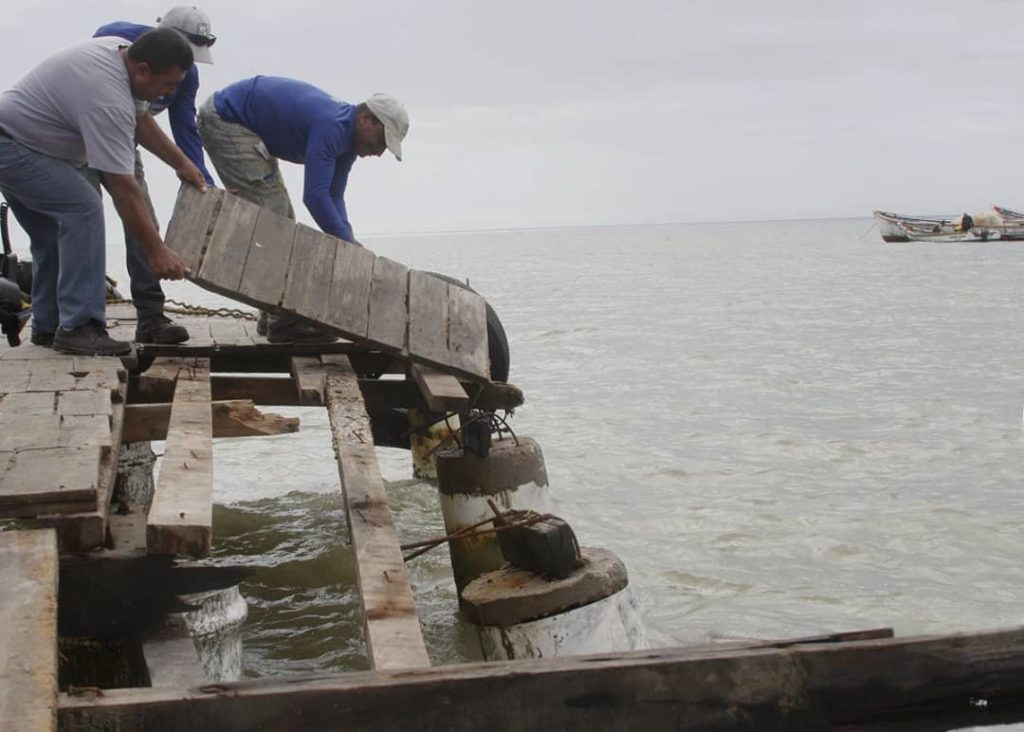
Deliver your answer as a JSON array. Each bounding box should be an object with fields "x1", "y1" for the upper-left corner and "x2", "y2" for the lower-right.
[
  {"x1": 322, "y1": 354, "x2": 430, "y2": 671},
  {"x1": 147, "y1": 359, "x2": 213, "y2": 557},
  {"x1": 57, "y1": 625, "x2": 1024, "y2": 732},
  {"x1": 290, "y1": 356, "x2": 327, "y2": 406},
  {"x1": 133, "y1": 373, "x2": 523, "y2": 413},
  {"x1": 123, "y1": 400, "x2": 299, "y2": 442},
  {"x1": 0, "y1": 529, "x2": 57, "y2": 732},
  {"x1": 409, "y1": 364, "x2": 470, "y2": 413}
]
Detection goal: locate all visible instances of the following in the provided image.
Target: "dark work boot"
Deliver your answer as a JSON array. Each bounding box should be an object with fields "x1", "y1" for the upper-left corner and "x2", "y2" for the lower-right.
[
  {"x1": 256, "y1": 310, "x2": 269, "y2": 336},
  {"x1": 53, "y1": 321, "x2": 131, "y2": 356},
  {"x1": 30, "y1": 329, "x2": 54, "y2": 347},
  {"x1": 135, "y1": 313, "x2": 189, "y2": 344},
  {"x1": 267, "y1": 314, "x2": 338, "y2": 344}
]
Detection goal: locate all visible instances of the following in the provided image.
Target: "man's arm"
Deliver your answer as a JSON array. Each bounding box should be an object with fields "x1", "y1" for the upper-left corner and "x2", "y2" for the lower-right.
[
  {"x1": 167, "y1": 71, "x2": 216, "y2": 185},
  {"x1": 102, "y1": 173, "x2": 189, "y2": 279},
  {"x1": 135, "y1": 113, "x2": 207, "y2": 191},
  {"x1": 302, "y1": 124, "x2": 354, "y2": 241}
]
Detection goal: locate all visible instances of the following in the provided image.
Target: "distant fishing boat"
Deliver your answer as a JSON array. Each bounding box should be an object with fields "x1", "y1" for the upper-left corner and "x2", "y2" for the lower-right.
[{"x1": 872, "y1": 208, "x2": 1024, "y2": 243}]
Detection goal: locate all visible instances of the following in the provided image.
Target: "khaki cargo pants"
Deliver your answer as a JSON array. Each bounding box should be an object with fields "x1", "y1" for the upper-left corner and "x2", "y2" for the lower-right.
[{"x1": 196, "y1": 96, "x2": 295, "y2": 220}]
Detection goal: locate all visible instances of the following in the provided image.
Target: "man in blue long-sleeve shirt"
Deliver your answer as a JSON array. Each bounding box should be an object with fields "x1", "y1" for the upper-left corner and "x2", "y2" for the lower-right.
[
  {"x1": 197, "y1": 76, "x2": 409, "y2": 343},
  {"x1": 94, "y1": 6, "x2": 218, "y2": 344}
]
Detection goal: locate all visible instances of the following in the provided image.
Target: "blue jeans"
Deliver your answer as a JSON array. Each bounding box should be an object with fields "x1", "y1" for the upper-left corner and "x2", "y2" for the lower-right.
[
  {"x1": 0, "y1": 135, "x2": 106, "y2": 333},
  {"x1": 119, "y1": 149, "x2": 165, "y2": 317}
]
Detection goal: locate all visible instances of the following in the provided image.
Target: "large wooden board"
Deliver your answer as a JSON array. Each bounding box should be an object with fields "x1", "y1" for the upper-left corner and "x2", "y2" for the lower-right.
[
  {"x1": 323, "y1": 354, "x2": 430, "y2": 671},
  {"x1": 57, "y1": 625, "x2": 1024, "y2": 732},
  {"x1": 147, "y1": 359, "x2": 213, "y2": 557},
  {"x1": 165, "y1": 184, "x2": 490, "y2": 381},
  {"x1": 0, "y1": 529, "x2": 57, "y2": 732}
]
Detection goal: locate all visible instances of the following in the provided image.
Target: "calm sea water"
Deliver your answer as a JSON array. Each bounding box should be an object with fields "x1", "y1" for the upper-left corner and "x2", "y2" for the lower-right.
[{"x1": 144, "y1": 218, "x2": 1023, "y2": 678}]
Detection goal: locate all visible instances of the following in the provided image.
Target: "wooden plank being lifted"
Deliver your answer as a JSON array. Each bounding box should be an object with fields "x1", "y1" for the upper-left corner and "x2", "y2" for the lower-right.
[
  {"x1": 165, "y1": 185, "x2": 490, "y2": 381},
  {"x1": 323, "y1": 354, "x2": 430, "y2": 670},
  {"x1": 0, "y1": 529, "x2": 57, "y2": 732},
  {"x1": 147, "y1": 359, "x2": 213, "y2": 557}
]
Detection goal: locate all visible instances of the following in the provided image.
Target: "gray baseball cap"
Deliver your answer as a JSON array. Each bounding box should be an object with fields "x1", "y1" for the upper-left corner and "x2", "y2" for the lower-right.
[{"x1": 157, "y1": 6, "x2": 216, "y2": 64}]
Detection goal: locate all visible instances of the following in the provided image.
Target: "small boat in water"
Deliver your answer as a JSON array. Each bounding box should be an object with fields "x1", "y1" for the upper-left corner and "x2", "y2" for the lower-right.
[{"x1": 873, "y1": 208, "x2": 1024, "y2": 243}]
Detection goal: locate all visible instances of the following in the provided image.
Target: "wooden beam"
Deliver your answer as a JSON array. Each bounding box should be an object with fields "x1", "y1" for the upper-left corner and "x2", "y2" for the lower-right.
[
  {"x1": 409, "y1": 364, "x2": 469, "y2": 413},
  {"x1": 290, "y1": 356, "x2": 326, "y2": 406},
  {"x1": 57, "y1": 625, "x2": 1024, "y2": 732},
  {"x1": 322, "y1": 354, "x2": 430, "y2": 671},
  {"x1": 0, "y1": 529, "x2": 57, "y2": 732},
  {"x1": 147, "y1": 359, "x2": 213, "y2": 557},
  {"x1": 134, "y1": 373, "x2": 523, "y2": 413},
  {"x1": 123, "y1": 400, "x2": 299, "y2": 442}
]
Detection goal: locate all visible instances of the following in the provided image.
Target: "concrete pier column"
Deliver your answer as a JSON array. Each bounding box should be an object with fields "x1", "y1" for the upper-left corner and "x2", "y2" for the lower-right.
[
  {"x1": 435, "y1": 436, "x2": 552, "y2": 598},
  {"x1": 114, "y1": 442, "x2": 157, "y2": 508},
  {"x1": 461, "y1": 547, "x2": 645, "y2": 660},
  {"x1": 408, "y1": 410, "x2": 460, "y2": 481},
  {"x1": 180, "y1": 586, "x2": 249, "y2": 681}
]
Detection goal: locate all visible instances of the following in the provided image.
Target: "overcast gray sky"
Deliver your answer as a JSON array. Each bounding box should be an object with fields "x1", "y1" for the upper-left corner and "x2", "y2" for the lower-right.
[{"x1": 2, "y1": 0, "x2": 1024, "y2": 234}]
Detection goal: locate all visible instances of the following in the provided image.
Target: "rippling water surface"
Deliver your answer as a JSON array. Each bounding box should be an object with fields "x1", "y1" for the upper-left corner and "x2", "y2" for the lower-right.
[{"x1": 158, "y1": 218, "x2": 1023, "y2": 676}]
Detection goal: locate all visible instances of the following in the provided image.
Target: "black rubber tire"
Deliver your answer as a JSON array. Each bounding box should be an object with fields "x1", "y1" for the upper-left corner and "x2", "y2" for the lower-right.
[{"x1": 425, "y1": 271, "x2": 510, "y2": 382}]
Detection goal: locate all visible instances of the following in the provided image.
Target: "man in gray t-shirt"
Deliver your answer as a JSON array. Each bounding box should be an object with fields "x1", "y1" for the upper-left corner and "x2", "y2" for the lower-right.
[{"x1": 0, "y1": 29, "x2": 205, "y2": 355}]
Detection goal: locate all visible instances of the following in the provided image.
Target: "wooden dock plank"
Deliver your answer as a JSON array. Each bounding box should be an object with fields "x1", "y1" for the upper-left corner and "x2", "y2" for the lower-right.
[
  {"x1": 323, "y1": 354, "x2": 430, "y2": 671},
  {"x1": 146, "y1": 359, "x2": 213, "y2": 557},
  {"x1": 26, "y1": 367, "x2": 76, "y2": 392},
  {"x1": 163, "y1": 186, "x2": 223, "y2": 273},
  {"x1": 447, "y1": 284, "x2": 490, "y2": 379},
  {"x1": 324, "y1": 242, "x2": 375, "y2": 337},
  {"x1": 58, "y1": 389, "x2": 113, "y2": 419},
  {"x1": 409, "y1": 364, "x2": 470, "y2": 413},
  {"x1": 290, "y1": 356, "x2": 326, "y2": 406},
  {"x1": 281, "y1": 226, "x2": 336, "y2": 323},
  {"x1": 196, "y1": 192, "x2": 259, "y2": 295},
  {"x1": 238, "y1": 207, "x2": 296, "y2": 307},
  {"x1": 0, "y1": 446, "x2": 99, "y2": 507},
  {"x1": 56, "y1": 625, "x2": 1024, "y2": 732},
  {"x1": 0, "y1": 529, "x2": 57, "y2": 732},
  {"x1": 407, "y1": 270, "x2": 450, "y2": 369}
]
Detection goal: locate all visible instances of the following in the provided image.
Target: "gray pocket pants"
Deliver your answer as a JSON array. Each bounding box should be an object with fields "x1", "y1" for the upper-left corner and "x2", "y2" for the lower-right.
[{"x1": 196, "y1": 96, "x2": 295, "y2": 220}]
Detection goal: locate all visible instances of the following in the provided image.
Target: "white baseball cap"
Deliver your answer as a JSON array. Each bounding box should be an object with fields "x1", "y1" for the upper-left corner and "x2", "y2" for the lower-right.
[
  {"x1": 364, "y1": 93, "x2": 409, "y2": 161},
  {"x1": 157, "y1": 6, "x2": 216, "y2": 64}
]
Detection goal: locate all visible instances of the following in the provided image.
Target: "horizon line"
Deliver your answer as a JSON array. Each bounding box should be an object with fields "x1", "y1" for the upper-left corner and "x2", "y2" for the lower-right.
[{"x1": 363, "y1": 213, "x2": 874, "y2": 238}]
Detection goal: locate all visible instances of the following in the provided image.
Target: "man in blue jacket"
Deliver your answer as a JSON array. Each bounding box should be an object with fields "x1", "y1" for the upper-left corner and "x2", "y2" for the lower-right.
[
  {"x1": 94, "y1": 6, "x2": 217, "y2": 344},
  {"x1": 197, "y1": 77, "x2": 408, "y2": 343}
]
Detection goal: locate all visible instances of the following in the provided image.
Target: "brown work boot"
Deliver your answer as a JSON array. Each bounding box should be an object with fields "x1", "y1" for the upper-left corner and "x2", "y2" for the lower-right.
[{"x1": 53, "y1": 321, "x2": 131, "y2": 356}]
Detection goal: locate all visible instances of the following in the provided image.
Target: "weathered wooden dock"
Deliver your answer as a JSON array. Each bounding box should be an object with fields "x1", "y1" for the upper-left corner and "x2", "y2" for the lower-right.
[
  {"x1": 2, "y1": 308, "x2": 1024, "y2": 730},
  {"x1": 3, "y1": 183, "x2": 1024, "y2": 728}
]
